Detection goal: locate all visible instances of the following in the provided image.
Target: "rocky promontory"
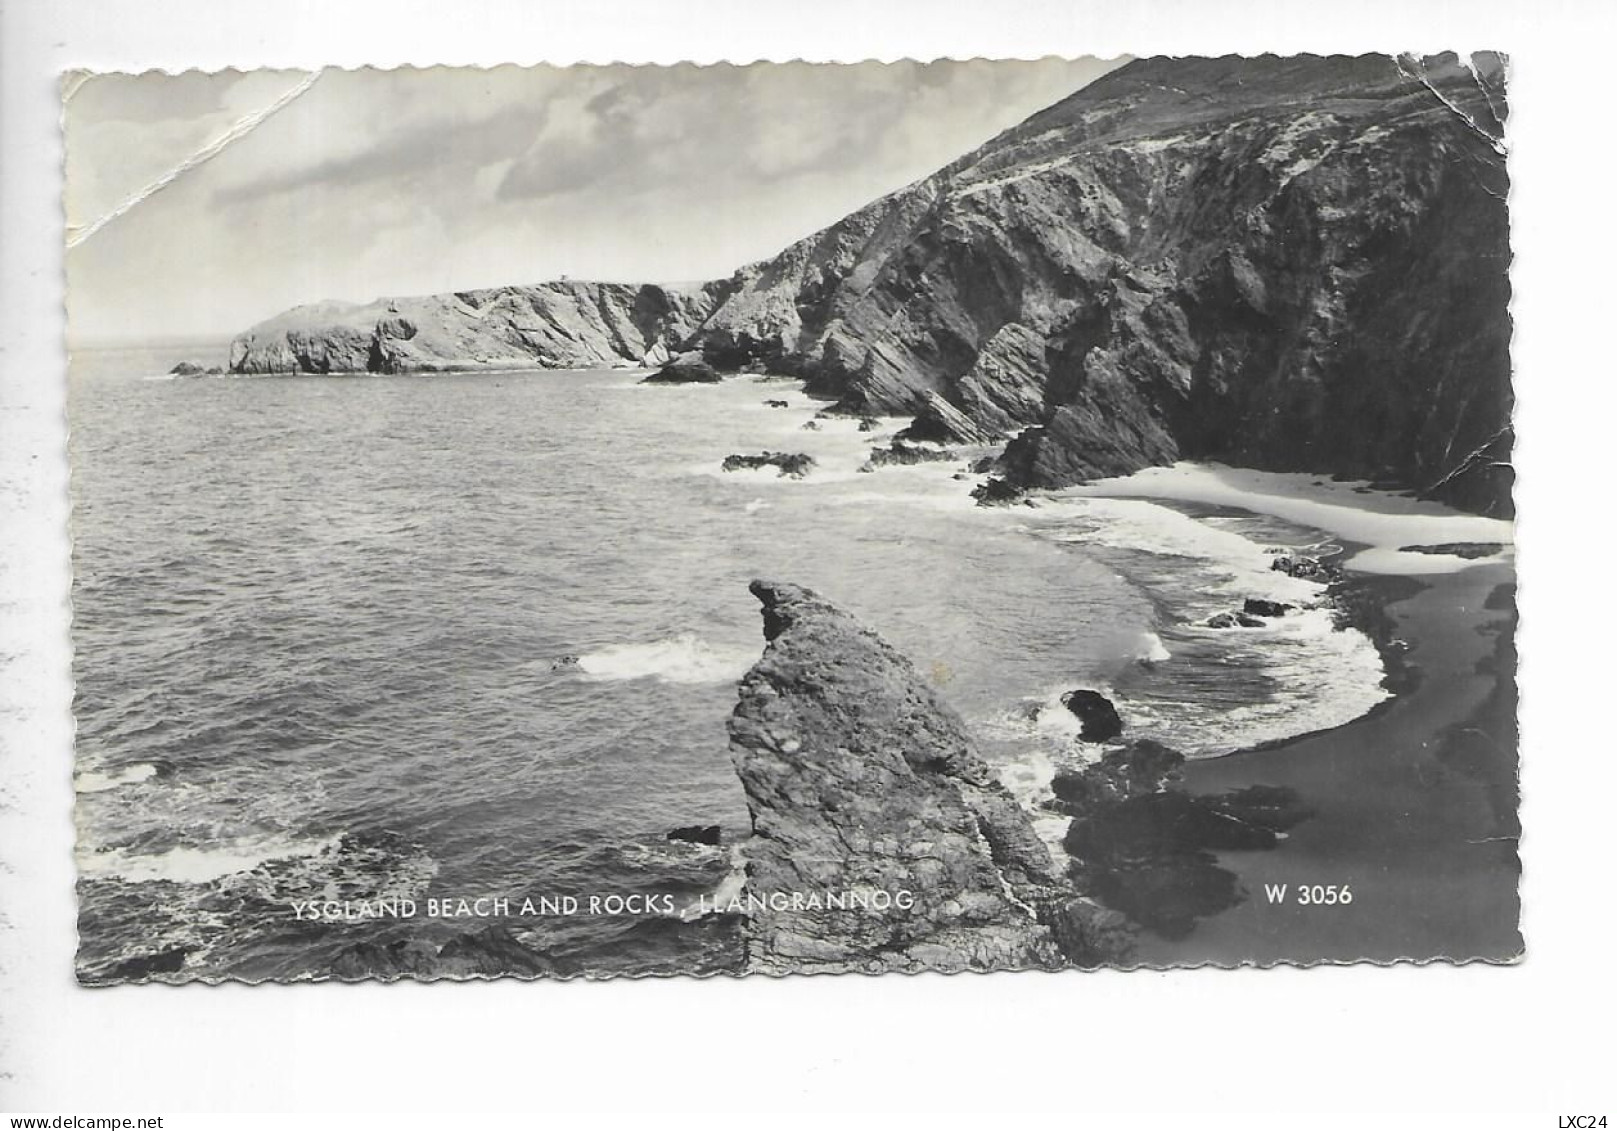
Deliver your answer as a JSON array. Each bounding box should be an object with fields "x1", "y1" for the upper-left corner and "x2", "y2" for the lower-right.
[
  {"x1": 228, "y1": 280, "x2": 729, "y2": 375},
  {"x1": 726, "y1": 580, "x2": 1128, "y2": 973}
]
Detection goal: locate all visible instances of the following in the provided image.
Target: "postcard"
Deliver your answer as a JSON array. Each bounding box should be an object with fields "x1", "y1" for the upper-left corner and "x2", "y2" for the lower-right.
[{"x1": 63, "y1": 53, "x2": 1517, "y2": 982}]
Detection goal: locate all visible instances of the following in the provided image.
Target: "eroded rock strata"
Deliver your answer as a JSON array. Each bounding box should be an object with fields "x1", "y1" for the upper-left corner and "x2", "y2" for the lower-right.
[
  {"x1": 727, "y1": 580, "x2": 1126, "y2": 972},
  {"x1": 686, "y1": 53, "x2": 1512, "y2": 517},
  {"x1": 229, "y1": 281, "x2": 728, "y2": 375}
]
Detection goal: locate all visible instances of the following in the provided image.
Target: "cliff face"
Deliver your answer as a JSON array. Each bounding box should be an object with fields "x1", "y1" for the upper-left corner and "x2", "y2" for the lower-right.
[
  {"x1": 727, "y1": 580, "x2": 1130, "y2": 973},
  {"x1": 229, "y1": 53, "x2": 1511, "y2": 515},
  {"x1": 685, "y1": 53, "x2": 1512, "y2": 515},
  {"x1": 228, "y1": 280, "x2": 729, "y2": 374}
]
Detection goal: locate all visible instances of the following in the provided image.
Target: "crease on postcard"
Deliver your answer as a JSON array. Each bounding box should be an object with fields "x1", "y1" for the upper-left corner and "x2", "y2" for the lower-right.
[
  {"x1": 64, "y1": 70, "x2": 320, "y2": 248},
  {"x1": 1396, "y1": 52, "x2": 1508, "y2": 156}
]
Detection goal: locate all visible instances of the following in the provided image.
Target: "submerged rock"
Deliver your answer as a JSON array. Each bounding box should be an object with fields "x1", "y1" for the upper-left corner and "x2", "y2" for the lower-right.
[
  {"x1": 1271, "y1": 555, "x2": 1342, "y2": 582},
  {"x1": 764, "y1": 399, "x2": 791, "y2": 408},
  {"x1": 1050, "y1": 739, "x2": 1184, "y2": 815},
  {"x1": 330, "y1": 926, "x2": 563, "y2": 980},
  {"x1": 727, "y1": 580, "x2": 1111, "y2": 973},
  {"x1": 721, "y1": 452, "x2": 816, "y2": 478},
  {"x1": 857, "y1": 416, "x2": 882, "y2": 432},
  {"x1": 866, "y1": 440, "x2": 959, "y2": 468},
  {"x1": 643, "y1": 351, "x2": 722, "y2": 384},
  {"x1": 1242, "y1": 598, "x2": 1294, "y2": 618},
  {"x1": 667, "y1": 824, "x2": 723, "y2": 846},
  {"x1": 434, "y1": 927, "x2": 562, "y2": 977},
  {"x1": 168, "y1": 361, "x2": 219, "y2": 377},
  {"x1": 971, "y1": 477, "x2": 1022, "y2": 506},
  {"x1": 1207, "y1": 611, "x2": 1266, "y2": 629},
  {"x1": 103, "y1": 946, "x2": 189, "y2": 982},
  {"x1": 330, "y1": 939, "x2": 441, "y2": 980},
  {"x1": 1061, "y1": 689, "x2": 1124, "y2": 742}
]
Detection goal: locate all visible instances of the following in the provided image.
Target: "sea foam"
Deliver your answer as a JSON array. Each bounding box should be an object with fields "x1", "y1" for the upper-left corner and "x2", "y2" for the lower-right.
[
  {"x1": 1011, "y1": 491, "x2": 1392, "y2": 758},
  {"x1": 577, "y1": 633, "x2": 759, "y2": 685},
  {"x1": 78, "y1": 831, "x2": 344, "y2": 885},
  {"x1": 1136, "y1": 631, "x2": 1172, "y2": 664},
  {"x1": 1065, "y1": 462, "x2": 1514, "y2": 575},
  {"x1": 75, "y1": 762, "x2": 159, "y2": 794}
]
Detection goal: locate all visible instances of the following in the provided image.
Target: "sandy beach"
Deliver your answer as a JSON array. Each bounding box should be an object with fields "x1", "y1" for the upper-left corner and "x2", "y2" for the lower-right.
[{"x1": 1066, "y1": 465, "x2": 1520, "y2": 965}]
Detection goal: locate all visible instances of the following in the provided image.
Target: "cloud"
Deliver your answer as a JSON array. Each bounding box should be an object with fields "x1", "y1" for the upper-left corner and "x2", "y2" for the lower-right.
[
  {"x1": 211, "y1": 100, "x2": 551, "y2": 207},
  {"x1": 64, "y1": 70, "x2": 314, "y2": 226},
  {"x1": 493, "y1": 59, "x2": 1120, "y2": 208},
  {"x1": 65, "y1": 58, "x2": 1123, "y2": 342},
  {"x1": 496, "y1": 65, "x2": 737, "y2": 202}
]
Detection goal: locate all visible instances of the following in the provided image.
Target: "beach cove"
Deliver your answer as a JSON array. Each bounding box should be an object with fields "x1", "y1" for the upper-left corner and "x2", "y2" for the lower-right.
[{"x1": 1056, "y1": 467, "x2": 1519, "y2": 965}]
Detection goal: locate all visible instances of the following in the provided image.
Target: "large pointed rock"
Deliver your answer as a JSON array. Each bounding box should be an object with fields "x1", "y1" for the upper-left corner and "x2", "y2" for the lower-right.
[{"x1": 725, "y1": 580, "x2": 1066, "y2": 973}]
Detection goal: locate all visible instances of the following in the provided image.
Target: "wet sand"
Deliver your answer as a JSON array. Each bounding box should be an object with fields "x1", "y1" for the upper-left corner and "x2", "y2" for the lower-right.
[{"x1": 1133, "y1": 558, "x2": 1521, "y2": 966}]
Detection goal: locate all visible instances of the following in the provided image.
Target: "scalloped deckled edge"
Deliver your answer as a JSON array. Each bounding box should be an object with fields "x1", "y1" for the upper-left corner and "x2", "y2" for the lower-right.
[
  {"x1": 84, "y1": 948, "x2": 1525, "y2": 988},
  {"x1": 60, "y1": 51, "x2": 1522, "y2": 984}
]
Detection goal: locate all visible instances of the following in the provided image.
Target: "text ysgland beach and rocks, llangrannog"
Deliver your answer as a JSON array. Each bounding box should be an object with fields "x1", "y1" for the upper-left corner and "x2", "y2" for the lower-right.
[{"x1": 289, "y1": 889, "x2": 919, "y2": 922}]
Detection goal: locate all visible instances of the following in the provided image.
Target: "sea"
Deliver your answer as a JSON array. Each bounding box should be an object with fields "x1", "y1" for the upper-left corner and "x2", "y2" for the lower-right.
[{"x1": 68, "y1": 340, "x2": 1390, "y2": 982}]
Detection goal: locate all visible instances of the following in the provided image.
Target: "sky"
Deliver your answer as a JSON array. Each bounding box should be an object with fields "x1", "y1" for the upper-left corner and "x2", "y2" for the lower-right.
[{"x1": 64, "y1": 58, "x2": 1121, "y2": 343}]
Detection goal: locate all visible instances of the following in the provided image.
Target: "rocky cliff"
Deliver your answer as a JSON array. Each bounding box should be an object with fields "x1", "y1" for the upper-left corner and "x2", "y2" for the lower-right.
[
  {"x1": 727, "y1": 580, "x2": 1128, "y2": 973},
  {"x1": 228, "y1": 280, "x2": 728, "y2": 374},
  {"x1": 230, "y1": 53, "x2": 1511, "y2": 514},
  {"x1": 684, "y1": 52, "x2": 1512, "y2": 516}
]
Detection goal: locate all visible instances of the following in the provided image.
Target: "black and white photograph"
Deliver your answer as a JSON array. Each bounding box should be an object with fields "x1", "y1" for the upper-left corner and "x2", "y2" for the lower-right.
[{"x1": 60, "y1": 52, "x2": 1519, "y2": 984}]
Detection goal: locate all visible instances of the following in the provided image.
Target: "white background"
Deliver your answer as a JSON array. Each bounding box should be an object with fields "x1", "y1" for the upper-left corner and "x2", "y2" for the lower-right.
[{"x1": 2, "y1": 0, "x2": 1613, "y2": 1117}]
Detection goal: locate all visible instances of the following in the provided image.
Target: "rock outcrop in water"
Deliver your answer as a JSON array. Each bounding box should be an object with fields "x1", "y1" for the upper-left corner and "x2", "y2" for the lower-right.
[
  {"x1": 169, "y1": 361, "x2": 221, "y2": 377},
  {"x1": 1054, "y1": 741, "x2": 1313, "y2": 938},
  {"x1": 726, "y1": 580, "x2": 1126, "y2": 972},
  {"x1": 1061, "y1": 689, "x2": 1125, "y2": 742},
  {"x1": 865, "y1": 440, "x2": 960, "y2": 468},
  {"x1": 329, "y1": 926, "x2": 566, "y2": 980},
  {"x1": 667, "y1": 824, "x2": 723, "y2": 846},
  {"x1": 228, "y1": 281, "x2": 728, "y2": 374},
  {"x1": 228, "y1": 54, "x2": 1511, "y2": 516},
  {"x1": 642, "y1": 350, "x2": 722, "y2": 384},
  {"x1": 721, "y1": 452, "x2": 816, "y2": 478}
]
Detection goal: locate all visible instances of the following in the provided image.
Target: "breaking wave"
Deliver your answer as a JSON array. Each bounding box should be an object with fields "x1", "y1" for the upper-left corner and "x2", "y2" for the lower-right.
[
  {"x1": 75, "y1": 762, "x2": 160, "y2": 794},
  {"x1": 1003, "y1": 494, "x2": 1392, "y2": 759},
  {"x1": 1136, "y1": 631, "x2": 1172, "y2": 664},
  {"x1": 577, "y1": 634, "x2": 759, "y2": 685},
  {"x1": 78, "y1": 831, "x2": 345, "y2": 885}
]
